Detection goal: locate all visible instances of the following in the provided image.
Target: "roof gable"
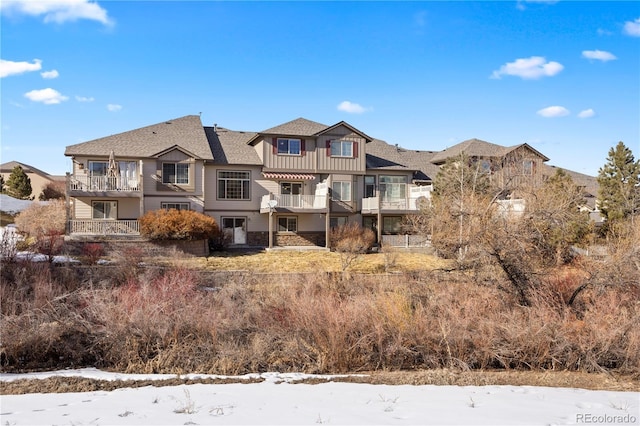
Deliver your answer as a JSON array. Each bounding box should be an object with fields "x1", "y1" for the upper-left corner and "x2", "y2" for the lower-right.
[
  {"x1": 314, "y1": 121, "x2": 373, "y2": 142},
  {"x1": 260, "y1": 117, "x2": 329, "y2": 137},
  {"x1": 430, "y1": 138, "x2": 511, "y2": 164},
  {"x1": 64, "y1": 115, "x2": 213, "y2": 160},
  {"x1": 0, "y1": 161, "x2": 53, "y2": 178}
]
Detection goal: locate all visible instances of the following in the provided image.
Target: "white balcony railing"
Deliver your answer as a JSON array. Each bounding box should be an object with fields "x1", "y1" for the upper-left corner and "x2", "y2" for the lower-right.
[
  {"x1": 363, "y1": 185, "x2": 432, "y2": 212},
  {"x1": 69, "y1": 220, "x2": 140, "y2": 235},
  {"x1": 68, "y1": 175, "x2": 141, "y2": 192},
  {"x1": 261, "y1": 194, "x2": 327, "y2": 211}
]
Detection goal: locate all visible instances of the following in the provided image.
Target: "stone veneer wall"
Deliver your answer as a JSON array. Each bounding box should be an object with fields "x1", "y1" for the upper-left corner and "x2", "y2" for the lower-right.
[{"x1": 274, "y1": 232, "x2": 325, "y2": 247}]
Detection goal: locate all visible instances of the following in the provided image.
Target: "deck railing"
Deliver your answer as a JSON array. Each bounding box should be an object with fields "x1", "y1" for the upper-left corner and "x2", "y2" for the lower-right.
[
  {"x1": 68, "y1": 220, "x2": 140, "y2": 235},
  {"x1": 68, "y1": 175, "x2": 141, "y2": 192},
  {"x1": 261, "y1": 194, "x2": 327, "y2": 210}
]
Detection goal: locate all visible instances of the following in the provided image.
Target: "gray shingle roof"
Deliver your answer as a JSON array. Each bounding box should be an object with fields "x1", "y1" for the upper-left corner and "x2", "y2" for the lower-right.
[
  {"x1": 430, "y1": 138, "x2": 511, "y2": 164},
  {"x1": 0, "y1": 161, "x2": 53, "y2": 178},
  {"x1": 366, "y1": 139, "x2": 439, "y2": 181},
  {"x1": 64, "y1": 115, "x2": 213, "y2": 160},
  {"x1": 205, "y1": 127, "x2": 262, "y2": 165},
  {"x1": 260, "y1": 118, "x2": 329, "y2": 136}
]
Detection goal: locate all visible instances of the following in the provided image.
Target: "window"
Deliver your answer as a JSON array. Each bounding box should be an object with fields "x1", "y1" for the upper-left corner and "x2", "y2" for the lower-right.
[
  {"x1": 278, "y1": 216, "x2": 297, "y2": 232},
  {"x1": 383, "y1": 216, "x2": 402, "y2": 235},
  {"x1": 523, "y1": 160, "x2": 534, "y2": 176},
  {"x1": 480, "y1": 159, "x2": 492, "y2": 174},
  {"x1": 330, "y1": 140, "x2": 354, "y2": 157},
  {"x1": 277, "y1": 138, "x2": 301, "y2": 155},
  {"x1": 330, "y1": 216, "x2": 348, "y2": 229},
  {"x1": 92, "y1": 201, "x2": 117, "y2": 220},
  {"x1": 364, "y1": 176, "x2": 376, "y2": 198},
  {"x1": 89, "y1": 161, "x2": 108, "y2": 176},
  {"x1": 379, "y1": 176, "x2": 407, "y2": 201},
  {"x1": 218, "y1": 171, "x2": 250, "y2": 200},
  {"x1": 161, "y1": 202, "x2": 190, "y2": 211},
  {"x1": 162, "y1": 163, "x2": 189, "y2": 184},
  {"x1": 332, "y1": 181, "x2": 352, "y2": 201}
]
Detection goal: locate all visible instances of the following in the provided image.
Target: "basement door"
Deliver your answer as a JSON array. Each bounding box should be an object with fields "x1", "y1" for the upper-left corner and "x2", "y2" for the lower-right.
[{"x1": 222, "y1": 217, "x2": 247, "y2": 245}]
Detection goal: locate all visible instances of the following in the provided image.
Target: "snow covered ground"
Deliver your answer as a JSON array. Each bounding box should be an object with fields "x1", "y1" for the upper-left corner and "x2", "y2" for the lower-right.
[{"x1": 1, "y1": 369, "x2": 638, "y2": 425}]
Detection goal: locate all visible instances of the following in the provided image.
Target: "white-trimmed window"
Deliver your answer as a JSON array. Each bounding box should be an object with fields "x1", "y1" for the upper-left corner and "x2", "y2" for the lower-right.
[
  {"x1": 278, "y1": 216, "x2": 297, "y2": 233},
  {"x1": 89, "y1": 161, "x2": 108, "y2": 176},
  {"x1": 161, "y1": 202, "x2": 190, "y2": 211},
  {"x1": 277, "y1": 138, "x2": 301, "y2": 155},
  {"x1": 379, "y1": 175, "x2": 407, "y2": 200},
  {"x1": 218, "y1": 171, "x2": 251, "y2": 200},
  {"x1": 330, "y1": 140, "x2": 354, "y2": 157},
  {"x1": 332, "y1": 181, "x2": 352, "y2": 201},
  {"x1": 92, "y1": 201, "x2": 117, "y2": 220},
  {"x1": 162, "y1": 163, "x2": 189, "y2": 184}
]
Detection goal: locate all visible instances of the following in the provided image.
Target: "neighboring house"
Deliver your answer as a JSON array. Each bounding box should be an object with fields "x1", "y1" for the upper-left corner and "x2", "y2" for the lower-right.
[
  {"x1": 430, "y1": 138, "x2": 550, "y2": 191},
  {"x1": 0, "y1": 161, "x2": 64, "y2": 200},
  {"x1": 63, "y1": 115, "x2": 596, "y2": 248}
]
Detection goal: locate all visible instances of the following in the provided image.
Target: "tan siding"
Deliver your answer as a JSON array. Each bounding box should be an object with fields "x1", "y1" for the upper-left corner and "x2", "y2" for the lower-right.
[
  {"x1": 203, "y1": 165, "x2": 265, "y2": 211},
  {"x1": 144, "y1": 197, "x2": 205, "y2": 213},
  {"x1": 74, "y1": 198, "x2": 92, "y2": 219},
  {"x1": 263, "y1": 137, "x2": 317, "y2": 171},
  {"x1": 317, "y1": 126, "x2": 366, "y2": 173}
]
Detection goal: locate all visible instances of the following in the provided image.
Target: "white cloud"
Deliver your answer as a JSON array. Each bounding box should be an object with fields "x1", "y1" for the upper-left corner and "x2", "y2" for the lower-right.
[
  {"x1": 24, "y1": 88, "x2": 69, "y2": 104},
  {"x1": 578, "y1": 109, "x2": 596, "y2": 119},
  {"x1": 623, "y1": 17, "x2": 640, "y2": 37},
  {"x1": 337, "y1": 101, "x2": 370, "y2": 114},
  {"x1": 75, "y1": 95, "x2": 95, "y2": 102},
  {"x1": 107, "y1": 103, "x2": 122, "y2": 112},
  {"x1": 581, "y1": 50, "x2": 617, "y2": 62},
  {"x1": 537, "y1": 106, "x2": 570, "y2": 118},
  {"x1": 41, "y1": 69, "x2": 59, "y2": 79},
  {"x1": 0, "y1": 58, "x2": 42, "y2": 78},
  {"x1": 491, "y1": 56, "x2": 563, "y2": 80},
  {"x1": 0, "y1": 0, "x2": 113, "y2": 26}
]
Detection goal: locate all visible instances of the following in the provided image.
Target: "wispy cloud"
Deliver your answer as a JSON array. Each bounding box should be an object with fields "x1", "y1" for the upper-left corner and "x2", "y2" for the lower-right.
[
  {"x1": 516, "y1": 0, "x2": 558, "y2": 11},
  {"x1": 597, "y1": 28, "x2": 613, "y2": 36},
  {"x1": 582, "y1": 50, "x2": 617, "y2": 62},
  {"x1": 0, "y1": 58, "x2": 42, "y2": 78},
  {"x1": 24, "y1": 88, "x2": 69, "y2": 104},
  {"x1": 337, "y1": 100, "x2": 371, "y2": 114},
  {"x1": 75, "y1": 95, "x2": 95, "y2": 102},
  {"x1": 491, "y1": 56, "x2": 563, "y2": 80},
  {"x1": 578, "y1": 109, "x2": 596, "y2": 119},
  {"x1": 624, "y1": 17, "x2": 640, "y2": 37},
  {"x1": 41, "y1": 69, "x2": 59, "y2": 79},
  {"x1": 537, "y1": 106, "x2": 570, "y2": 118},
  {"x1": 107, "y1": 104, "x2": 122, "y2": 112},
  {"x1": 0, "y1": 0, "x2": 113, "y2": 26}
]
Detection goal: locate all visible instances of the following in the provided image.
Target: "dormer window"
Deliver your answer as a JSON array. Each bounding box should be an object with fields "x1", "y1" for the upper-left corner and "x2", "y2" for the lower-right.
[
  {"x1": 162, "y1": 162, "x2": 189, "y2": 184},
  {"x1": 277, "y1": 138, "x2": 301, "y2": 155},
  {"x1": 330, "y1": 140, "x2": 354, "y2": 157}
]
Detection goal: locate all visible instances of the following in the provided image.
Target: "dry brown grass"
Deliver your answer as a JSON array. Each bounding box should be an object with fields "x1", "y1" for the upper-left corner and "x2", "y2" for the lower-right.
[{"x1": 167, "y1": 250, "x2": 451, "y2": 274}]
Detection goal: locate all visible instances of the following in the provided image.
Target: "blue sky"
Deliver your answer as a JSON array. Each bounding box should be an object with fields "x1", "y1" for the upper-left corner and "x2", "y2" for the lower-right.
[{"x1": 1, "y1": 1, "x2": 639, "y2": 177}]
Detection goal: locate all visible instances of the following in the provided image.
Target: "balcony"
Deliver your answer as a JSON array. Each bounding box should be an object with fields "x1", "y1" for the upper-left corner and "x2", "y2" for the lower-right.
[
  {"x1": 362, "y1": 185, "x2": 432, "y2": 213},
  {"x1": 260, "y1": 194, "x2": 328, "y2": 213},
  {"x1": 68, "y1": 219, "x2": 140, "y2": 236},
  {"x1": 68, "y1": 175, "x2": 142, "y2": 196}
]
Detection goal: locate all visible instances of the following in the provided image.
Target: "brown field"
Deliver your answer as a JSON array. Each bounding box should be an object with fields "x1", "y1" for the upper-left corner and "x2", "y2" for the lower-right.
[{"x1": 1, "y1": 249, "x2": 638, "y2": 394}]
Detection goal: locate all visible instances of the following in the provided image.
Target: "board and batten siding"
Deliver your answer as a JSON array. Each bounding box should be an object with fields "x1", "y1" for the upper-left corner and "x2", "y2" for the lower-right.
[{"x1": 262, "y1": 137, "x2": 317, "y2": 171}]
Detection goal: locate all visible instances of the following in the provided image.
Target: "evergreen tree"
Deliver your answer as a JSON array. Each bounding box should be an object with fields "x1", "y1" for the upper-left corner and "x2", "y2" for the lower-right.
[
  {"x1": 0, "y1": 174, "x2": 5, "y2": 193},
  {"x1": 5, "y1": 165, "x2": 33, "y2": 200},
  {"x1": 597, "y1": 142, "x2": 640, "y2": 224}
]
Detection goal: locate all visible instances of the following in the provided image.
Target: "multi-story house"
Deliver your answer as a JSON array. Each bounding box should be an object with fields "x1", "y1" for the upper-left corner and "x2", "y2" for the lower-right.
[{"x1": 64, "y1": 115, "x2": 595, "y2": 248}]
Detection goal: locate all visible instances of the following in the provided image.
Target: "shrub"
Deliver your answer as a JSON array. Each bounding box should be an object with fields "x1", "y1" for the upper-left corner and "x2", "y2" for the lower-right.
[
  {"x1": 139, "y1": 209, "x2": 220, "y2": 241},
  {"x1": 82, "y1": 243, "x2": 105, "y2": 265},
  {"x1": 39, "y1": 180, "x2": 66, "y2": 201},
  {"x1": 14, "y1": 200, "x2": 66, "y2": 239},
  {"x1": 330, "y1": 222, "x2": 375, "y2": 271}
]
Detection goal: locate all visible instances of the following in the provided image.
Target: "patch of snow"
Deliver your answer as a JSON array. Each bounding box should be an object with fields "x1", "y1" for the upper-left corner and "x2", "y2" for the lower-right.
[{"x1": 0, "y1": 369, "x2": 638, "y2": 425}]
